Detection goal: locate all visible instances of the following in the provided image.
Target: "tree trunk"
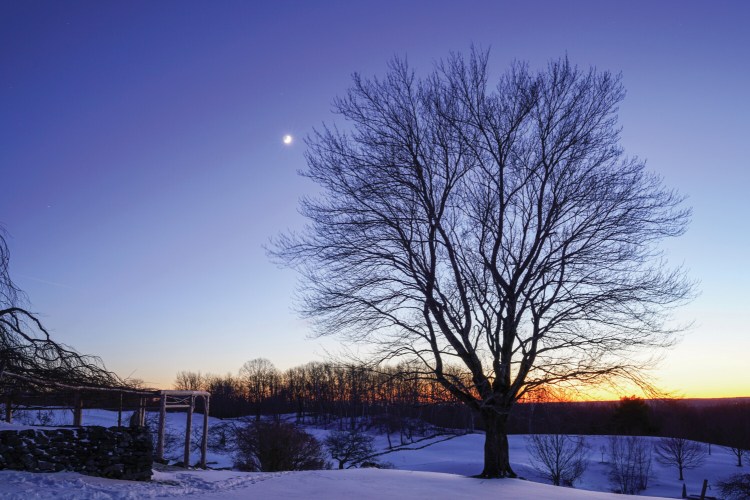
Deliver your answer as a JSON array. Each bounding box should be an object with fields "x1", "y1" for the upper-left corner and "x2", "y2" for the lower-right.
[
  {"x1": 478, "y1": 409, "x2": 516, "y2": 478},
  {"x1": 678, "y1": 465, "x2": 683, "y2": 481}
]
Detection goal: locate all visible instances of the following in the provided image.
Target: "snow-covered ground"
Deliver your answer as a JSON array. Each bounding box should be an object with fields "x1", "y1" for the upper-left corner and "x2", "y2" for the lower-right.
[
  {"x1": 0, "y1": 409, "x2": 743, "y2": 499},
  {"x1": 0, "y1": 468, "x2": 670, "y2": 499}
]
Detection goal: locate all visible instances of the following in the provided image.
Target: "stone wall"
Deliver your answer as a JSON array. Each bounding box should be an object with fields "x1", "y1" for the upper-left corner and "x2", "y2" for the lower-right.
[{"x1": 0, "y1": 426, "x2": 153, "y2": 480}]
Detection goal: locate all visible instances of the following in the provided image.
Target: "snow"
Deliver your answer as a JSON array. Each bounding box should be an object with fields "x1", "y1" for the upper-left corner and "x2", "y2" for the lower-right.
[
  {"x1": 0, "y1": 468, "x2": 669, "y2": 499},
  {"x1": 0, "y1": 409, "x2": 743, "y2": 499}
]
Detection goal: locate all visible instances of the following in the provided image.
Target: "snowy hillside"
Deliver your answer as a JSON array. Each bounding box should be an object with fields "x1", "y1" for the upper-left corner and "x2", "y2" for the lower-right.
[{"x1": 0, "y1": 409, "x2": 743, "y2": 499}]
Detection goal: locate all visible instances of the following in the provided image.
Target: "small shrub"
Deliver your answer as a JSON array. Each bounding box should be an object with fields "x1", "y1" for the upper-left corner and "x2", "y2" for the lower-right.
[
  {"x1": 145, "y1": 412, "x2": 180, "y2": 459},
  {"x1": 325, "y1": 429, "x2": 375, "y2": 469},
  {"x1": 234, "y1": 420, "x2": 330, "y2": 472},
  {"x1": 16, "y1": 409, "x2": 62, "y2": 426},
  {"x1": 718, "y1": 473, "x2": 750, "y2": 499},
  {"x1": 361, "y1": 460, "x2": 394, "y2": 469},
  {"x1": 206, "y1": 421, "x2": 235, "y2": 452}
]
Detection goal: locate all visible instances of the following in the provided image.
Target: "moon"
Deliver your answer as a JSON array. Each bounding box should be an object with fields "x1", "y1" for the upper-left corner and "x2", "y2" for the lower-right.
[{"x1": 282, "y1": 134, "x2": 293, "y2": 145}]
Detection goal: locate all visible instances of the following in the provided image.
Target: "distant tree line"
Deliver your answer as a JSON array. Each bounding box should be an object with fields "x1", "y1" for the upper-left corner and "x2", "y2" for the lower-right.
[
  {"x1": 175, "y1": 358, "x2": 475, "y2": 432},
  {"x1": 513, "y1": 396, "x2": 750, "y2": 453},
  {"x1": 175, "y1": 359, "x2": 750, "y2": 456}
]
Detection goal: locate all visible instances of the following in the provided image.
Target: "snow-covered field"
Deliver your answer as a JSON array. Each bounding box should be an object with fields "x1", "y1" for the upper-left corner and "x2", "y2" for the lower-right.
[
  {"x1": 0, "y1": 409, "x2": 743, "y2": 499},
  {"x1": 0, "y1": 468, "x2": 671, "y2": 500}
]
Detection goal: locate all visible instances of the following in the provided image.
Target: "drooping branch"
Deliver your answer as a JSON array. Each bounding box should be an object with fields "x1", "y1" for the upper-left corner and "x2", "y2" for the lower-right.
[
  {"x1": 0, "y1": 228, "x2": 120, "y2": 391},
  {"x1": 0, "y1": 307, "x2": 120, "y2": 389}
]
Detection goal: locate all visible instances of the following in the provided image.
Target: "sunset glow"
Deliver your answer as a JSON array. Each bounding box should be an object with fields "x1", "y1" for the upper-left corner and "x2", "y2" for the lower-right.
[{"x1": 1, "y1": 1, "x2": 748, "y2": 400}]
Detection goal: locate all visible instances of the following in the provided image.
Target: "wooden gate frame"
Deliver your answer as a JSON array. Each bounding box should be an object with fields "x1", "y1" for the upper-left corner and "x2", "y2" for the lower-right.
[{"x1": 155, "y1": 390, "x2": 211, "y2": 468}]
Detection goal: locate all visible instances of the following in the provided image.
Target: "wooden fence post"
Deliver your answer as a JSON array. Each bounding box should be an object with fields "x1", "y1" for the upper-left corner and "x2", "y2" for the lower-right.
[
  {"x1": 157, "y1": 393, "x2": 167, "y2": 462},
  {"x1": 200, "y1": 395, "x2": 210, "y2": 469},
  {"x1": 5, "y1": 397, "x2": 11, "y2": 423},
  {"x1": 117, "y1": 392, "x2": 123, "y2": 427},
  {"x1": 138, "y1": 397, "x2": 146, "y2": 427},
  {"x1": 73, "y1": 391, "x2": 83, "y2": 426},
  {"x1": 183, "y1": 395, "x2": 194, "y2": 467}
]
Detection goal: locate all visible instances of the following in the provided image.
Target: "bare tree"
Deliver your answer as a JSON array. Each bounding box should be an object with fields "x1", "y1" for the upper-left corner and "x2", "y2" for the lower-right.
[
  {"x1": 272, "y1": 49, "x2": 693, "y2": 477},
  {"x1": 526, "y1": 433, "x2": 588, "y2": 486},
  {"x1": 726, "y1": 446, "x2": 747, "y2": 467},
  {"x1": 239, "y1": 358, "x2": 279, "y2": 421},
  {"x1": 608, "y1": 435, "x2": 652, "y2": 494},
  {"x1": 174, "y1": 370, "x2": 205, "y2": 391},
  {"x1": 325, "y1": 428, "x2": 376, "y2": 469},
  {"x1": 655, "y1": 437, "x2": 706, "y2": 481}
]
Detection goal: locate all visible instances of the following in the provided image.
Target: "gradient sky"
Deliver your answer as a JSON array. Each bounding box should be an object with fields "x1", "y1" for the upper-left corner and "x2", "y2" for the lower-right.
[{"x1": 2, "y1": 1, "x2": 748, "y2": 396}]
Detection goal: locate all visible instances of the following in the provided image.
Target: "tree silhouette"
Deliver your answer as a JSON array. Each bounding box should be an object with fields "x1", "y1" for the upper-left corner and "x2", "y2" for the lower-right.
[
  {"x1": 526, "y1": 433, "x2": 588, "y2": 486},
  {"x1": 239, "y1": 358, "x2": 280, "y2": 421},
  {"x1": 325, "y1": 428, "x2": 375, "y2": 469},
  {"x1": 612, "y1": 396, "x2": 657, "y2": 435},
  {"x1": 273, "y1": 49, "x2": 693, "y2": 477},
  {"x1": 655, "y1": 437, "x2": 706, "y2": 481}
]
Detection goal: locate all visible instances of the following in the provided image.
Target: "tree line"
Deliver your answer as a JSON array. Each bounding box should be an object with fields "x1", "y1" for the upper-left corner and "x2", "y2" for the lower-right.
[
  {"x1": 174, "y1": 358, "x2": 476, "y2": 431},
  {"x1": 514, "y1": 396, "x2": 750, "y2": 453},
  {"x1": 174, "y1": 358, "x2": 750, "y2": 456}
]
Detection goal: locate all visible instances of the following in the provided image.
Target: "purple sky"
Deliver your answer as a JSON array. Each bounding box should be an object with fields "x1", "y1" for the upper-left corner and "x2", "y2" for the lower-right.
[{"x1": 2, "y1": 1, "x2": 748, "y2": 395}]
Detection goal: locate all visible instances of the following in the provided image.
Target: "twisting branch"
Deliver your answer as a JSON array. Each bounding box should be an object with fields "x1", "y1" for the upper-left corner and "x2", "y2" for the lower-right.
[
  {"x1": 0, "y1": 228, "x2": 120, "y2": 390},
  {"x1": 0, "y1": 307, "x2": 120, "y2": 388}
]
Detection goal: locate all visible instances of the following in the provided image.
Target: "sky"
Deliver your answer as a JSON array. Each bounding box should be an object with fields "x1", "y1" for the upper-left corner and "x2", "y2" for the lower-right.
[{"x1": 1, "y1": 0, "x2": 748, "y2": 396}]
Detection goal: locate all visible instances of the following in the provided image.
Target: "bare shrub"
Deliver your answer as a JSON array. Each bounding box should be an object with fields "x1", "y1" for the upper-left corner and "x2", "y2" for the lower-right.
[
  {"x1": 325, "y1": 429, "x2": 375, "y2": 469},
  {"x1": 234, "y1": 420, "x2": 329, "y2": 472},
  {"x1": 16, "y1": 408, "x2": 63, "y2": 426},
  {"x1": 718, "y1": 473, "x2": 750, "y2": 499},
  {"x1": 206, "y1": 421, "x2": 235, "y2": 452},
  {"x1": 654, "y1": 437, "x2": 705, "y2": 481},
  {"x1": 526, "y1": 434, "x2": 588, "y2": 486},
  {"x1": 608, "y1": 435, "x2": 652, "y2": 494},
  {"x1": 144, "y1": 412, "x2": 180, "y2": 459}
]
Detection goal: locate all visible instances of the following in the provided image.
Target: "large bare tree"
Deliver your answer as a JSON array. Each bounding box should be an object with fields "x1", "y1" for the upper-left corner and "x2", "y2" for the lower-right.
[{"x1": 273, "y1": 50, "x2": 693, "y2": 477}]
